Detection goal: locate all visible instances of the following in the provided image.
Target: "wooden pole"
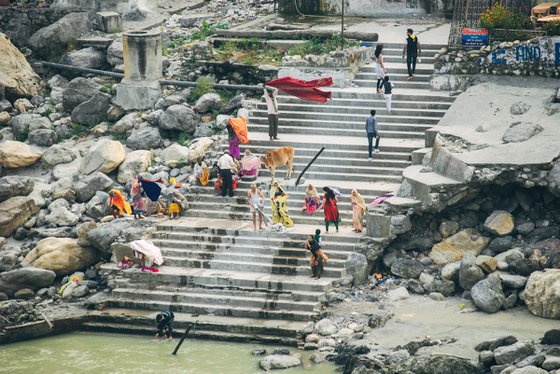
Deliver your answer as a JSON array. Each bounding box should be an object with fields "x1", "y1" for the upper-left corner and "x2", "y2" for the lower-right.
[{"x1": 171, "y1": 321, "x2": 197, "y2": 355}]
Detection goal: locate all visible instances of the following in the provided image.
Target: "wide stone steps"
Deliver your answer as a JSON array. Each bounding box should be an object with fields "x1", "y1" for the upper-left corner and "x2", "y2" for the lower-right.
[
  {"x1": 355, "y1": 72, "x2": 431, "y2": 82},
  {"x1": 375, "y1": 45, "x2": 441, "y2": 55},
  {"x1": 382, "y1": 55, "x2": 435, "y2": 64},
  {"x1": 248, "y1": 123, "x2": 424, "y2": 139},
  {"x1": 254, "y1": 102, "x2": 447, "y2": 117},
  {"x1": 250, "y1": 108, "x2": 440, "y2": 125},
  {"x1": 249, "y1": 119, "x2": 432, "y2": 134},
  {"x1": 329, "y1": 90, "x2": 455, "y2": 102},
  {"x1": 84, "y1": 310, "x2": 309, "y2": 345},
  {"x1": 362, "y1": 63, "x2": 435, "y2": 76},
  {"x1": 276, "y1": 96, "x2": 452, "y2": 110},
  {"x1": 353, "y1": 79, "x2": 430, "y2": 89},
  {"x1": 111, "y1": 288, "x2": 320, "y2": 312}
]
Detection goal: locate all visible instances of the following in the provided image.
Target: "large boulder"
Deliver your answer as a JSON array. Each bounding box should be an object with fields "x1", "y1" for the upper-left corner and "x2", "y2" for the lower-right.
[
  {"x1": 0, "y1": 176, "x2": 34, "y2": 202},
  {"x1": 389, "y1": 354, "x2": 478, "y2": 374},
  {"x1": 21, "y1": 237, "x2": 99, "y2": 276},
  {"x1": 391, "y1": 258, "x2": 424, "y2": 279},
  {"x1": 470, "y1": 275, "x2": 505, "y2": 313},
  {"x1": 193, "y1": 123, "x2": 214, "y2": 138},
  {"x1": 42, "y1": 145, "x2": 78, "y2": 166},
  {"x1": 194, "y1": 92, "x2": 221, "y2": 113},
  {"x1": 0, "y1": 196, "x2": 38, "y2": 237},
  {"x1": 493, "y1": 341, "x2": 535, "y2": 365},
  {"x1": 0, "y1": 33, "x2": 43, "y2": 99},
  {"x1": 429, "y1": 229, "x2": 490, "y2": 265},
  {"x1": 74, "y1": 172, "x2": 113, "y2": 202},
  {"x1": 524, "y1": 269, "x2": 560, "y2": 319},
  {"x1": 0, "y1": 140, "x2": 43, "y2": 168},
  {"x1": 345, "y1": 252, "x2": 368, "y2": 285},
  {"x1": 28, "y1": 12, "x2": 92, "y2": 58},
  {"x1": 28, "y1": 129, "x2": 57, "y2": 147},
  {"x1": 126, "y1": 126, "x2": 163, "y2": 150},
  {"x1": 117, "y1": 150, "x2": 152, "y2": 184},
  {"x1": 187, "y1": 137, "x2": 214, "y2": 162},
  {"x1": 159, "y1": 143, "x2": 189, "y2": 167},
  {"x1": 259, "y1": 354, "x2": 302, "y2": 371},
  {"x1": 484, "y1": 210, "x2": 514, "y2": 236},
  {"x1": 159, "y1": 104, "x2": 199, "y2": 132},
  {"x1": 458, "y1": 255, "x2": 486, "y2": 290},
  {"x1": 85, "y1": 219, "x2": 133, "y2": 254},
  {"x1": 59, "y1": 47, "x2": 106, "y2": 69},
  {"x1": 502, "y1": 121, "x2": 543, "y2": 143},
  {"x1": 0, "y1": 267, "x2": 56, "y2": 296},
  {"x1": 548, "y1": 163, "x2": 560, "y2": 198},
  {"x1": 111, "y1": 112, "x2": 138, "y2": 135},
  {"x1": 62, "y1": 77, "x2": 101, "y2": 113},
  {"x1": 106, "y1": 40, "x2": 123, "y2": 66},
  {"x1": 79, "y1": 139, "x2": 125, "y2": 175},
  {"x1": 71, "y1": 92, "x2": 112, "y2": 126},
  {"x1": 314, "y1": 318, "x2": 338, "y2": 336},
  {"x1": 45, "y1": 206, "x2": 80, "y2": 226}
]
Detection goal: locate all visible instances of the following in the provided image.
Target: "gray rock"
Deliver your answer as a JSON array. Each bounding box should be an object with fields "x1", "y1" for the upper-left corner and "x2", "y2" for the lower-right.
[
  {"x1": 387, "y1": 350, "x2": 410, "y2": 365},
  {"x1": 28, "y1": 12, "x2": 93, "y2": 58},
  {"x1": 390, "y1": 215, "x2": 412, "y2": 234},
  {"x1": 74, "y1": 172, "x2": 113, "y2": 202},
  {"x1": 71, "y1": 284, "x2": 89, "y2": 298},
  {"x1": 259, "y1": 354, "x2": 301, "y2": 371},
  {"x1": 511, "y1": 366, "x2": 547, "y2": 374},
  {"x1": 345, "y1": 252, "x2": 368, "y2": 286},
  {"x1": 494, "y1": 248, "x2": 524, "y2": 264},
  {"x1": 28, "y1": 129, "x2": 57, "y2": 146},
  {"x1": 126, "y1": 126, "x2": 162, "y2": 150},
  {"x1": 106, "y1": 40, "x2": 123, "y2": 66},
  {"x1": 502, "y1": 121, "x2": 543, "y2": 143},
  {"x1": 193, "y1": 124, "x2": 214, "y2": 138},
  {"x1": 62, "y1": 77, "x2": 101, "y2": 112},
  {"x1": 45, "y1": 206, "x2": 80, "y2": 226},
  {"x1": 314, "y1": 318, "x2": 338, "y2": 336},
  {"x1": 430, "y1": 279, "x2": 456, "y2": 296},
  {"x1": 146, "y1": 109, "x2": 164, "y2": 126},
  {"x1": 459, "y1": 256, "x2": 486, "y2": 290},
  {"x1": 441, "y1": 261, "x2": 461, "y2": 281},
  {"x1": 516, "y1": 222, "x2": 535, "y2": 235},
  {"x1": 59, "y1": 47, "x2": 106, "y2": 69},
  {"x1": 390, "y1": 354, "x2": 478, "y2": 374},
  {"x1": 542, "y1": 357, "x2": 560, "y2": 370},
  {"x1": 159, "y1": 104, "x2": 199, "y2": 132},
  {"x1": 42, "y1": 145, "x2": 77, "y2": 166},
  {"x1": 221, "y1": 93, "x2": 245, "y2": 112},
  {"x1": 548, "y1": 163, "x2": 560, "y2": 198},
  {"x1": 391, "y1": 258, "x2": 424, "y2": 279},
  {"x1": 9, "y1": 113, "x2": 52, "y2": 138},
  {"x1": 515, "y1": 354, "x2": 545, "y2": 368},
  {"x1": 48, "y1": 75, "x2": 69, "y2": 89},
  {"x1": 510, "y1": 102, "x2": 531, "y2": 115},
  {"x1": 498, "y1": 274, "x2": 527, "y2": 289},
  {"x1": 388, "y1": 286, "x2": 410, "y2": 301},
  {"x1": 439, "y1": 220, "x2": 459, "y2": 238},
  {"x1": 85, "y1": 219, "x2": 132, "y2": 254},
  {"x1": 479, "y1": 350, "x2": 495, "y2": 367},
  {"x1": 0, "y1": 176, "x2": 34, "y2": 202},
  {"x1": 429, "y1": 292, "x2": 445, "y2": 301},
  {"x1": 154, "y1": 94, "x2": 186, "y2": 111},
  {"x1": 494, "y1": 341, "x2": 535, "y2": 365},
  {"x1": 0, "y1": 267, "x2": 56, "y2": 296},
  {"x1": 488, "y1": 236, "x2": 515, "y2": 253},
  {"x1": 194, "y1": 93, "x2": 221, "y2": 113},
  {"x1": 71, "y1": 92, "x2": 112, "y2": 126},
  {"x1": 542, "y1": 329, "x2": 560, "y2": 345},
  {"x1": 14, "y1": 288, "x2": 35, "y2": 299},
  {"x1": 111, "y1": 112, "x2": 138, "y2": 135},
  {"x1": 471, "y1": 275, "x2": 505, "y2": 313},
  {"x1": 252, "y1": 348, "x2": 267, "y2": 356}
]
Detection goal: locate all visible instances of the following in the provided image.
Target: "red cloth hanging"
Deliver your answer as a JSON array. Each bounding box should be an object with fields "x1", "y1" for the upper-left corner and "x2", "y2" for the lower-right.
[{"x1": 265, "y1": 76, "x2": 333, "y2": 103}]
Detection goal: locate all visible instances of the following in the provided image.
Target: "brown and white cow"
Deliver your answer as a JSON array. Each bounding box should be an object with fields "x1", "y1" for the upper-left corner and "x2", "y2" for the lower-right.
[{"x1": 261, "y1": 146, "x2": 294, "y2": 181}]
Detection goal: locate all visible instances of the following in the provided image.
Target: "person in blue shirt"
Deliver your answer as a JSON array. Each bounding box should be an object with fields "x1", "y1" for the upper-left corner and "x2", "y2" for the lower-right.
[{"x1": 365, "y1": 110, "x2": 381, "y2": 161}]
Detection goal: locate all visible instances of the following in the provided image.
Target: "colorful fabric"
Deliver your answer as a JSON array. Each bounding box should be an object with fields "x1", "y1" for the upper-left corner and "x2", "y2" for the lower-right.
[
  {"x1": 169, "y1": 202, "x2": 181, "y2": 214},
  {"x1": 229, "y1": 134, "x2": 241, "y2": 160},
  {"x1": 303, "y1": 196, "x2": 321, "y2": 215},
  {"x1": 352, "y1": 204, "x2": 364, "y2": 232},
  {"x1": 130, "y1": 240, "x2": 164, "y2": 266},
  {"x1": 228, "y1": 116, "x2": 249, "y2": 144},
  {"x1": 309, "y1": 248, "x2": 329, "y2": 266},
  {"x1": 270, "y1": 182, "x2": 293, "y2": 227},
  {"x1": 109, "y1": 189, "x2": 129, "y2": 215},
  {"x1": 130, "y1": 178, "x2": 145, "y2": 213},
  {"x1": 371, "y1": 193, "x2": 394, "y2": 205},
  {"x1": 140, "y1": 178, "x2": 163, "y2": 202},
  {"x1": 265, "y1": 76, "x2": 333, "y2": 103},
  {"x1": 241, "y1": 154, "x2": 261, "y2": 176},
  {"x1": 323, "y1": 195, "x2": 340, "y2": 223},
  {"x1": 198, "y1": 167, "x2": 209, "y2": 186}
]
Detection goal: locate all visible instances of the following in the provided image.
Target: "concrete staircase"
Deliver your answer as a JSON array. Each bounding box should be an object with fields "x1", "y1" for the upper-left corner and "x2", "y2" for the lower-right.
[{"x1": 95, "y1": 41, "x2": 455, "y2": 344}]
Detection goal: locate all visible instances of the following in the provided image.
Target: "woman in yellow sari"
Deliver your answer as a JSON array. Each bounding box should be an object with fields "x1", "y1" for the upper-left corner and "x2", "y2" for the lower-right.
[
  {"x1": 351, "y1": 189, "x2": 366, "y2": 233},
  {"x1": 269, "y1": 181, "x2": 293, "y2": 227}
]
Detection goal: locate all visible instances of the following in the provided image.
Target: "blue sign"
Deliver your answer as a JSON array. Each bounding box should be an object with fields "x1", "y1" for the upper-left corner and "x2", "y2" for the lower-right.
[{"x1": 461, "y1": 28, "x2": 489, "y2": 47}]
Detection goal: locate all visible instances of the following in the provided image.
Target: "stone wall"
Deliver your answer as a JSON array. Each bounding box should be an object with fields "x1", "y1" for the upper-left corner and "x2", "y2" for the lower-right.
[
  {"x1": 0, "y1": 7, "x2": 71, "y2": 48},
  {"x1": 279, "y1": 46, "x2": 373, "y2": 87},
  {"x1": 432, "y1": 37, "x2": 560, "y2": 90}
]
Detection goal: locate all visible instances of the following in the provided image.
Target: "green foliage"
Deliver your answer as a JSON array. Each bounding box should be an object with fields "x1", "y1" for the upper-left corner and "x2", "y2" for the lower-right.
[
  {"x1": 191, "y1": 21, "x2": 230, "y2": 40},
  {"x1": 288, "y1": 34, "x2": 359, "y2": 56},
  {"x1": 100, "y1": 84, "x2": 112, "y2": 94},
  {"x1": 480, "y1": 3, "x2": 530, "y2": 30},
  {"x1": 112, "y1": 133, "x2": 127, "y2": 142},
  {"x1": 71, "y1": 123, "x2": 89, "y2": 138},
  {"x1": 188, "y1": 76, "x2": 215, "y2": 102},
  {"x1": 543, "y1": 21, "x2": 560, "y2": 36},
  {"x1": 216, "y1": 89, "x2": 236, "y2": 103},
  {"x1": 214, "y1": 38, "x2": 283, "y2": 66},
  {"x1": 16, "y1": 131, "x2": 29, "y2": 142},
  {"x1": 178, "y1": 131, "x2": 191, "y2": 145}
]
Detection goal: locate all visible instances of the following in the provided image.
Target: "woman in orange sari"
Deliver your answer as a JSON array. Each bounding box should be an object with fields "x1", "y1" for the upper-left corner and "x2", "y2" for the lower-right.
[{"x1": 108, "y1": 189, "x2": 127, "y2": 218}]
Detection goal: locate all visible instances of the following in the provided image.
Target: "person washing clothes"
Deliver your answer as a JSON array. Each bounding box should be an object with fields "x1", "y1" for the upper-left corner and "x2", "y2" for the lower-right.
[{"x1": 155, "y1": 311, "x2": 174, "y2": 339}]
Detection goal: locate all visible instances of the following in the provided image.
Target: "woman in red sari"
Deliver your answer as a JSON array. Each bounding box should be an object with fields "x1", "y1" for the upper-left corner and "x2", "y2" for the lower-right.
[{"x1": 321, "y1": 186, "x2": 340, "y2": 233}]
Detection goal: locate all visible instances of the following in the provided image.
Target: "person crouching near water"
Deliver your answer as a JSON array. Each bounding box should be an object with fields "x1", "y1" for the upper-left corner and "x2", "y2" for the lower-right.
[
  {"x1": 155, "y1": 311, "x2": 174, "y2": 339},
  {"x1": 305, "y1": 235, "x2": 328, "y2": 279}
]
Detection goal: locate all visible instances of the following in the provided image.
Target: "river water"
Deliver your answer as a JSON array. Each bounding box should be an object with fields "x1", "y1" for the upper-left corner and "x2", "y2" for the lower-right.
[{"x1": 0, "y1": 332, "x2": 337, "y2": 374}]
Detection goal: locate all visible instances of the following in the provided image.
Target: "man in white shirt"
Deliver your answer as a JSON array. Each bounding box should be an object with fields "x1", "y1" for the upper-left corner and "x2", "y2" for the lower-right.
[
  {"x1": 218, "y1": 150, "x2": 235, "y2": 197},
  {"x1": 193, "y1": 157, "x2": 208, "y2": 185},
  {"x1": 263, "y1": 86, "x2": 279, "y2": 141}
]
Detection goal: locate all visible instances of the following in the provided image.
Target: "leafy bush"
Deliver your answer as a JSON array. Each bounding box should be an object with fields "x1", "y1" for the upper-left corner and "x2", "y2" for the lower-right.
[
  {"x1": 16, "y1": 131, "x2": 28, "y2": 142},
  {"x1": 191, "y1": 21, "x2": 230, "y2": 40},
  {"x1": 188, "y1": 76, "x2": 215, "y2": 102},
  {"x1": 480, "y1": 3, "x2": 530, "y2": 30},
  {"x1": 288, "y1": 34, "x2": 359, "y2": 56},
  {"x1": 543, "y1": 21, "x2": 560, "y2": 36},
  {"x1": 214, "y1": 39, "x2": 283, "y2": 66},
  {"x1": 178, "y1": 131, "x2": 191, "y2": 145}
]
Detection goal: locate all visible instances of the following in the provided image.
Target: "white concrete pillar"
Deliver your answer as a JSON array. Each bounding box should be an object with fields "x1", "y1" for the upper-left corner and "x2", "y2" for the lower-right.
[{"x1": 115, "y1": 30, "x2": 162, "y2": 110}]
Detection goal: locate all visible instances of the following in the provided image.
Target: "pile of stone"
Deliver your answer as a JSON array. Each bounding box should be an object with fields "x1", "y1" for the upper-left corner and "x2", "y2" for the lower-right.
[{"x1": 382, "y1": 184, "x2": 560, "y2": 318}]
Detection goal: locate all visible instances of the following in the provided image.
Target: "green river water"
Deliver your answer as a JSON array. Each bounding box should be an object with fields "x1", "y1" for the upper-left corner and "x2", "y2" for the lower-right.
[{"x1": 0, "y1": 332, "x2": 337, "y2": 374}]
